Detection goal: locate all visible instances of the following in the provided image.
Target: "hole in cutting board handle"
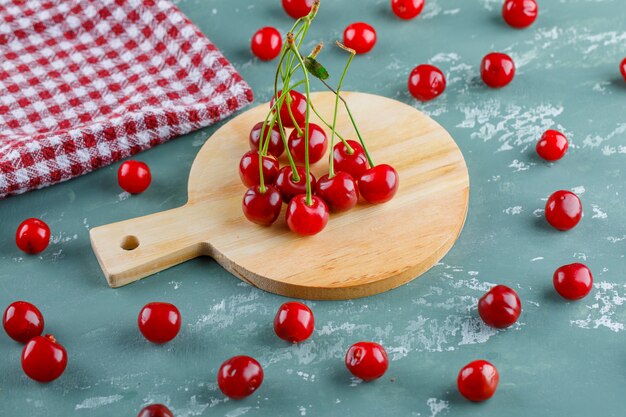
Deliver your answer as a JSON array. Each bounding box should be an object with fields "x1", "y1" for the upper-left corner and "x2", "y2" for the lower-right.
[{"x1": 120, "y1": 235, "x2": 139, "y2": 251}]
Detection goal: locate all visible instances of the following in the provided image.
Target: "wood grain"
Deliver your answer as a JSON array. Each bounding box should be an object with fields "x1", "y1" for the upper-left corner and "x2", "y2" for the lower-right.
[{"x1": 89, "y1": 92, "x2": 469, "y2": 300}]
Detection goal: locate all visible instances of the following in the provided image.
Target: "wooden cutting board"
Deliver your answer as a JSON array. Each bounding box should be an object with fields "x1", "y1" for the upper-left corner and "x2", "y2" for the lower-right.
[{"x1": 89, "y1": 91, "x2": 469, "y2": 300}]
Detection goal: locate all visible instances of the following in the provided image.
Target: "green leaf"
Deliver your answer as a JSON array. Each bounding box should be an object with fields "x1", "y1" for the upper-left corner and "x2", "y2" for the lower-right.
[{"x1": 304, "y1": 57, "x2": 329, "y2": 80}]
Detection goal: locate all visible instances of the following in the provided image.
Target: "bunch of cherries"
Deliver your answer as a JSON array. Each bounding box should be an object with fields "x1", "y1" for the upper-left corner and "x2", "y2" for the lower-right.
[{"x1": 244, "y1": 1, "x2": 399, "y2": 236}]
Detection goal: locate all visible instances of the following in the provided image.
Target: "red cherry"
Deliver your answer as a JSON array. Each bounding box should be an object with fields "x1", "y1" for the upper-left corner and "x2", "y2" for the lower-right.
[
  {"x1": 118, "y1": 160, "x2": 151, "y2": 194},
  {"x1": 288, "y1": 123, "x2": 328, "y2": 164},
  {"x1": 286, "y1": 195, "x2": 329, "y2": 235},
  {"x1": 478, "y1": 285, "x2": 522, "y2": 329},
  {"x1": 391, "y1": 0, "x2": 424, "y2": 19},
  {"x1": 275, "y1": 166, "x2": 316, "y2": 203},
  {"x1": 553, "y1": 263, "x2": 593, "y2": 300},
  {"x1": 3, "y1": 301, "x2": 44, "y2": 343},
  {"x1": 358, "y1": 164, "x2": 399, "y2": 204},
  {"x1": 250, "y1": 27, "x2": 282, "y2": 61},
  {"x1": 545, "y1": 190, "x2": 582, "y2": 231},
  {"x1": 249, "y1": 121, "x2": 285, "y2": 158},
  {"x1": 15, "y1": 218, "x2": 50, "y2": 254},
  {"x1": 502, "y1": 0, "x2": 538, "y2": 29},
  {"x1": 621, "y1": 58, "x2": 626, "y2": 82},
  {"x1": 21, "y1": 334, "x2": 67, "y2": 383},
  {"x1": 333, "y1": 140, "x2": 369, "y2": 179},
  {"x1": 536, "y1": 130, "x2": 568, "y2": 161},
  {"x1": 138, "y1": 302, "x2": 181, "y2": 344},
  {"x1": 345, "y1": 341, "x2": 388, "y2": 381},
  {"x1": 270, "y1": 90, "x2": 307, "y2": 129},
  {"x1": 480, "y1": 53, "x2": 515, "y2": 88},
  {"x1": 408, "y1": 64, "x2": 446, "y2": 101},
  {"x1": 242, "y1": 185, "x2": 282, "y2": 226},
  {"x1": 315, "y1": 172, "x2": 359, "y2": 212},
  {"x1": 239, "y1": 150, "x2": 279, "y2": 188},
  {"x1": 138, "y1": 404, "x2": 174, "y2": 417},
  {"x1": 273, "y1": 302, "x2": 315, "y2": 343},
  {"x1": 281, "y1": 0, "x2": 314, "y2": 18},
  {"x1": 217, "y1": 355, "x2": 264, "y2": 400},
  {"x1": 343, "y1": 22, "x2": 377, "y2": 55},
  {"x1": 457, "y1": 360, "x2": 499, "y2": 402}
]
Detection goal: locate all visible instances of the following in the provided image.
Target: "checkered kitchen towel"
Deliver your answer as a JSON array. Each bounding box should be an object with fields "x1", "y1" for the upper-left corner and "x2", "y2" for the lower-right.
[{"x1": 0, "y1": 0, "x2": 253, "y2": 198}]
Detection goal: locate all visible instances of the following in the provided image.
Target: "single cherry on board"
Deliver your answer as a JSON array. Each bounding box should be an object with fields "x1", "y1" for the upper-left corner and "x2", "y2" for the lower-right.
[
  {"x1": 621, "y1": 58, "x2": 626, "y2": 82},
  {"x1": 480, "y1": 53, "x2": 515, "y2": 88},
  {"x1": 275, "y1": 166, "x2": 316, "y2": 203},
  {"x1": 502, "y1": 0, "x2": 538, "y2": 29},
  {"x1": 553, "y1": 263, "x2": 593, "y2": 300},
  {"x1": 333, "y1": 140, "x2": 369, "y2": 179},
  {"x1": 251, "y1": 27, "x2": 282, "y2": 61},
  {"x1": 478, "y1": 285, "x2": 522, "y2": 329},
  {"x1": 282, "y1": 0, "x2": 314, "y2": 19},
  {"x1": 343, "y1": 22, "x2": 377, "y2": 54},
  {"x1": 239, "y1": 150, "x2": 279, "y2": 188},
  {"x1": 391, "y1": 0, "x2": 425, "y2": 20},
  {"x1": 242, "y1": 185, "x2": 282, "y2": 226},
  {"x1": 118, "y1": 160, "x2": 152, "y2": 194},
  {"x1": 273, "y1": 301, "x2": 315, "y2": 343},
  {"x1": 345, "y1": 341, "x2": 389, "y2": 381},
  {"x1": 359, "y1": 164, "x2": 399, "y2": 204},
  {"x1": 545, "y1": 190, "x2": 582, "y2": 231},
  {"x1": 21, "y1": 334, "x2": 67, "y2": 383},
  {"x1": 138, "y1": 404, "x2": 175, "y2": 417},
  {"x1": 3, "y1": 301, "x2": 44, "y2": 343},
  {"x1": 249, "y1": 121, "x2": 285, "y2": 158},
  {"x1": 15, "y1": 218, "x2": 50, "y2": 254},
  {"x1": 270, "y1": 90, "x2": 307, "y2": 129},
  {"x1": 536, "y1": 130, "x2": 568, "y2": 161},
  {"x1": 315, "y1": 172, "x2": 359, "y2": 213},
  {"x1": 457, "y1": 360, "x2": 499, "y2": 402},
  {"x1": 218, "y1": 355, "x2": 264, "y2": 400},
  {"x1": 408, "y1": 64, "x2": 446, "y2": 101},
  {"x1": 138, "y1": 302, "x2": 181, "y2": 344},
  {"x1": 288, "y1": 123, "x2": 328, "y2": 164},
  {"x1": 286, "y1": 195, "x2": 329, "y2": 235}
]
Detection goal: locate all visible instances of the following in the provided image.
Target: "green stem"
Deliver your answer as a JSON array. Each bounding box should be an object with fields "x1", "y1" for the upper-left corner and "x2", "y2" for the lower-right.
[
  {"x1": 328, "y1": 52, "x2": 355, "y2": 178},
  {"x1": 308, "y1": 102, "x2": 352, "y2": 148}
]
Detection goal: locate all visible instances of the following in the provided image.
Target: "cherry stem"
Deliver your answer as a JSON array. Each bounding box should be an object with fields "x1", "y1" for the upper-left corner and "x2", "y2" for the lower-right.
[{"x1": 328, "y1": 46, "x2": 355, "y2": 178}]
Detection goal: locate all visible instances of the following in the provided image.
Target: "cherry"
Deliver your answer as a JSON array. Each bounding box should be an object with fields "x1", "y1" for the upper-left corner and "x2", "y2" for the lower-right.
[
  {"x1": 536, "y1": 130, "x2": 568, "y2": 161},
  {"x1": 502, "y1": 0, "x2": 538, "y2": 29},
  {"x1": 358, "y1": 164, "x2": 399, "y2": 204},
  {"x1": 273, "y1": 301, "x2": 315, "y2": 343},
  {"x1": 217, "y1": 355, "x2": 264, "y2": 400},
  {"x1": 478, "y1": 285, "x2": 521, "y2": 329},
  {"x1": 282, "y1": 0, "x2": 314, "y2": 18},
  {"x1": 408, "y1": 64, "x2": 446, "y2": 101},
  {"x1": 391, "y1": 0, "x2": 425, "y2": 19},
  {"x1": 343, "y1": 22, "x2": 377, "y2": 55},
  {"x1": 270, "y1": 90, "x2": 307, "y2": 129},
  {"x1": 315, "y1": 172, "x2": 359, "y2": 212},
  {"x1": 239, "y1": 150, "x2": 279, "y2": 188},
  {"x1": 275, "y1": 166, "x2": 316, "y2": 203},
  {"x1": 288, "y1": 123, "x2": 328, "y2": 164},
  {"x1": 138, "y1": 404, "x2": 174, "y2": 417},
  {"x1": 333, "y1": 140, "x2": 369, "y2": 179},
  {"x1": 249, "y1": 121, "x2": 285, "y2": 158},
  {"x1": 621, "y1": 58, "x2": 626, "y2": 82},
  {"x1": 242, "y1": 185, "x2": 282, "y2": 226},
  {"x1": 138, "y1": 302, "x2": 181, "y2": 344},
  {"x1": 3, "y1": 301, "x2": 44, "y2": 343},
  {"x1": 250, "y1": 27, "x2": 282, "y2": 61},
  {"x1": 15, "y1": 218, "x2": 50, "y2": 254},
  {"x1": 553, "y1": 263, "x2": 593, "y2": 300},
  {"x1": 118, "y1": 160, "x2": 152, "y2": 194},
  {"x1": 21, "y1": 334, "x2": 67, "y2": 383},
  {"x1": 457, "y1": 360, "x2": 499, "y2": 402},
  {"x1": 286, "y1": 195, "x2": 329, "y2": 235},
  {"x1": 480, "y1": 52, "x2": 515, "y2": 88},
  {"x1": 345, "y1": 341, "x2": 388, "y2": 381},
  {"x1": 545, "y1": 190, "x2": 582, "y2": 231}
]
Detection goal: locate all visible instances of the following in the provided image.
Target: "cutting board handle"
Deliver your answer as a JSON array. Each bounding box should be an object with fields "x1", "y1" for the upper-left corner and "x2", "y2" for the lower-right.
[{"x1": 89, "y1": 205, "x2": 206, "y2": 288}]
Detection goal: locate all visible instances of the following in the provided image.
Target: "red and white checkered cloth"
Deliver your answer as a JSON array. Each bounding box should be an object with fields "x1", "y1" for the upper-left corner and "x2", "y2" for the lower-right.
[{"x1": 0, "y1": 0, "x2": 253, "y2": 198}]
